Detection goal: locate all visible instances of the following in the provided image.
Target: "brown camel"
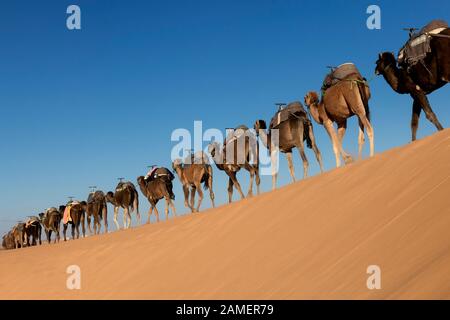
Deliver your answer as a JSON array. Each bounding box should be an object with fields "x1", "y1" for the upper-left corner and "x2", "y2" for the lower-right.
[
  {"x1": 254, "y1": 101, "x2": 324, "y2": 190},
  {"x1": 61, "y1": 202, "x2": 86, "y2": 241},
  {"x1": 172, "y1": 152, "x2": 215, "y2": 212},
  {"x1": 11, "y1": 223, "x2": 27, "y2": 248},
  {"x1": 137, "y1": 172, "x2": 176, "y2": 223},
  {"x1": 106, "y1": 181, "x2": 140, "y2": 230},
  {"x1": 207, "y1": 125, "x2": 260, "y2": 203},
  {"x1": 304, "y1": 66, "x2": 374, "y2": 167},
  {"x1": 375, "y1": 25, "x2": 449, "y2": 140},
  {"x1": 2, "y1": 231, "x2": 15, "y2": 250},
  {"x1": 86, "y1": 190, "x2": 108, "y2": 235},
  {"x1": 39, "y1": 208, "x2": 62, "y2": 243}
]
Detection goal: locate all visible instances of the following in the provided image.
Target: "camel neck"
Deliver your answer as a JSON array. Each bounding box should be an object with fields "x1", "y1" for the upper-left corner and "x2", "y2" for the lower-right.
[
  {"x1": 308, "y1": 103, "x2": 322, "y2": 125},
  {"x1": 381, "y1": 63, "x2": 404, "y2": 93}
]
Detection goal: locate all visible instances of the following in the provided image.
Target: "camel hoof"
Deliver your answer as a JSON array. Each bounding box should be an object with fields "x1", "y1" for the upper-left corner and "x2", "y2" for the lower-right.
[{"x1": 344, "y1": 156, "x2": 353, "y2": 165}]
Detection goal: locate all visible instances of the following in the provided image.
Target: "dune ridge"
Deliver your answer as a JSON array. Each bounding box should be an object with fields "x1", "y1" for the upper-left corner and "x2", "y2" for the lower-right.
[{"x1": 0, "y1": 130, "x2": 449, "y2": 300}]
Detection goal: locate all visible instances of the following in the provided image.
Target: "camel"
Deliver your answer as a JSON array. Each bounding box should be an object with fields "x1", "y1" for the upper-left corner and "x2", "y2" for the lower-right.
[
  {"x1": 61, "y1": 202, "x2": 86, "y2": 241},
  {"x1": 11, "y1": 223, "x2": 27, "y2": 248},
  {"x1": 39, "y1": 208, "x2": 62, "y2": 244},
  {"x1": 86, "y1": 191, "x2": 108, "y2": 235},
  {"x1": 254, "y1": 102, "x2": 324, "y2": 190},
  {"x1": 137, "y1": 170, "x2": 176, "y2": 223},
  {"x1": 24, "y1": 217, "x2": 42, "y2": 246},
  {"x1": 106, "y1": 181, "x2": 140, "y2": 230},
  {"x1": 2, "y1": 231, "x2": 15, "y2": 250},
  {"x1": 375, "y1": 27, "x2": 449, "y2": 140},
  {"x1": 304, "y1": 69, "x2": 374, "y2": 168},
  {"x1": 172, "y1": 151, "x2": 215, "y2": 212},
  {"x1": 207, "y1": 125, "x2": 260, "y2": 203}
]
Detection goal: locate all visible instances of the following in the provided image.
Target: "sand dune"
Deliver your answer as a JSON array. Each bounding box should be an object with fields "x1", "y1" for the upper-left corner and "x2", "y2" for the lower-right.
[{"x1": 1, "y1": 130, "x2": 449, "y2": 300}]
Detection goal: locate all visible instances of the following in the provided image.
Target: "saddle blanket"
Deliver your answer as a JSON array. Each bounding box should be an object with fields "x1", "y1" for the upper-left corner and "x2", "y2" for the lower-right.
[{"x1": 63, "y1": 206, "x2": 73, "y2": 224}]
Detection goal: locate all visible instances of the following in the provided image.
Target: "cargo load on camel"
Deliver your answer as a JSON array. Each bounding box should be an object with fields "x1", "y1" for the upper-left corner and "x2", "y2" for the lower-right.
[{"x1": 398, "y1": 20, "x2": 449, "y2": 70}]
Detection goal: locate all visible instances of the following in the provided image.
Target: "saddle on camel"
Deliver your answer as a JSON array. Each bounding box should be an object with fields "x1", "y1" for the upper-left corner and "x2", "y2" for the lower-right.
[
  {"x1": 398, "y1": 20, "x2": 448, "y2": 71},
  {"x1": 321, "y1": 63, "x2": 367, "y2": 94}
]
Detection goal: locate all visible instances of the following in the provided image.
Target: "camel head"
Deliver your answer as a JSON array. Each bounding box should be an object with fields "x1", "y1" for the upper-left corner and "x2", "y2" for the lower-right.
[
  {"x1": 375, "y1": 52, "x2": 397, "y2": 76},
  {"x1": 105, "y1": 191, "x2": 115, "y2": 204},
  {"x1": 136, "y1": 176, "x2": 149, "y2": 198},
  {"x1": 254, "y1": 120, "x2": 267, "y2": 135},
  {"x1": 304, "y1": 91, "x2": 319, "y2": 108},
  {"x1": 207, "y1": 141, "x2": 221, "y2": 159}
]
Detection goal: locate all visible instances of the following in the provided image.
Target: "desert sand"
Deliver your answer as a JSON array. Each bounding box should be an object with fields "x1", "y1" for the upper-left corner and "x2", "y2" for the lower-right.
[{"x1": 1, "y1": 130, "x2": 449, "y2": 300}]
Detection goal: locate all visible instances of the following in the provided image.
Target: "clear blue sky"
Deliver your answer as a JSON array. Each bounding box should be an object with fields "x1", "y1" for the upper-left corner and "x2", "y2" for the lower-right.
[{"x1": 0, "y1": 0, "x2": 449, "y2": 235}]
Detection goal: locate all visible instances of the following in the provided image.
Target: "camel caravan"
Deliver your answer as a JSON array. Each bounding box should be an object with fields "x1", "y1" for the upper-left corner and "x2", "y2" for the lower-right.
[{"x1": 2, "y1": 20, "x2": 449, "y2": 250}]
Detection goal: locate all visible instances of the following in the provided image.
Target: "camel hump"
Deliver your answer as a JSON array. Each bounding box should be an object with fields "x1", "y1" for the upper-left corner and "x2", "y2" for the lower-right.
[{"x1": 269, "y1": 101, "x2": 308, "y2": 129}]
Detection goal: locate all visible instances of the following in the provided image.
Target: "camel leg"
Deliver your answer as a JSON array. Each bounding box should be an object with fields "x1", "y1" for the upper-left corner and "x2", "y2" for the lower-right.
[
  {"x1": 81, "y1": 213, "x2": 85, "y2": 238},
  {"x1": 208, "y1": 168, "x2": 215, "y2": 207},
  {"x1": 190, "y1": 186, "x2": 196, "y2": 212},
  {"x1": 63, "y1": 224, "x2": 68, "y2": 241},
  {"x1": 227, "y1": 177, "x2": 234, "y2": 203},
  {"x1": 87, "y1": 214, "x2": 92, "y2": 235},
  {"x1": 323, "y1": 120, "x2": 342, "y2": 167},
  {"x1": 147, "y1": 206, "x2": 153, "y2": 224},
  {"x1": 285, "y1": 152, "x2": 296, "y2": 182},
  {"x1": 336, "y1": 121, "x2": 353, "y2": 164},
  {"x1": 308, "y1": 123, "x2": 324, "y2": 173},
  {"x1": 134, "y1": 197, "x2": 141, "y2": 226},
  {"x1": 164, "y1": 199, "x2": 170, "y2": 220},
  {"x1": 255, "y1": 167, "x2": 261, "y2": 195},
  {"x1": 126, "y1": 207, "x2": 132, "y2": 229},
  {"x1": 113, "y1": 206, "x2": 120, "y2": 230},
  {"x1": 411, "y1": 99, "x2": 422, "y2": 141},
  {"x1": 358, "y1": 114, "x2": 374, "y2": 157},
  {"x1": 413, "y1": 92, "x2": 443, "y2": 132},
  {"x1": 195, "y1": 182, "x2": 204, "y2": 212},
  {"x1": 182, "y1": 185, "x2": 191, "y2": 210},
  {"x1": 358, "y1": 119, "x2": 365, "y2": 160},
  {"x1": 170, "y1": 200, "x2": 177, "y2": 216},
  {"x1": 230, "y1": 172, "x2": 245, "y2": 200},
  {"x1": 154, "y1": 206, "x2": 160, "y2": 222},
  {"x1": 102, "y1": 206, "x2": 108, "y2": 234},
  {"x1": 270, "y1": 147, "x2": 279, "y2": 190},
  {"x1": 247, "y1": 168, "x2": 254, "y2": 197}
]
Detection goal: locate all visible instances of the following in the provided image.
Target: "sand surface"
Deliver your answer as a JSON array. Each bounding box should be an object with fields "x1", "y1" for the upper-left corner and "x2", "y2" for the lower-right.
[{"x1": 1, "y1": 130, "x2": 449, "y2": 299}]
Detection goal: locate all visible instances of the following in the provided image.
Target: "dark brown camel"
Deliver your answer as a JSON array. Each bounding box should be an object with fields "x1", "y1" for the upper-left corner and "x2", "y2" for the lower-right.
[
  {"x1": 207, "y1": 125, "x2": 260, "y2": 203},
  {"x1": 375, "y1": 28, "x2": 449, "y2": 140},
  {"x1": 254, "y1": 102, "x2": 324, "y2": 190},
  {"x1": 39, "y1": 208, "x2": 62, "y2": 244},
  {"x1": 24, "y1": 216, "x2": 42, "y2": 246},
  {"x1": 61, "y1": 202, "x2": 86, "y2": 241},
  {"x1": 86, "y1": 191, "x2": 108, "y2": 235},
  {"x1": 172, "y1": 152, "x2": 215, "y2": 212},
  {"x1": 106, "y1": 181, "x2": 140, "y2": 230},
  {"x1": 137, "y1": 173, "x2": 176, "y2": 223},
  {"x1": 304, "y1": 72, "x2": 374, "y2": 167}
]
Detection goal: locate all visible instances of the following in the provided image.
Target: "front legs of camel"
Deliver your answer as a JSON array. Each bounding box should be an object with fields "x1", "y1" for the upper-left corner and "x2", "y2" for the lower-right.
[{"x1": 304, "y1": 77, "x2": 375, "y2": 168}]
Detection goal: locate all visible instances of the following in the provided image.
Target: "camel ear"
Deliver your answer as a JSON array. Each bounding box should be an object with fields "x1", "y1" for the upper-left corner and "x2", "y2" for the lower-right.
[{"x1": 378, "y1": 53, "x2": 382, "y2": 59}]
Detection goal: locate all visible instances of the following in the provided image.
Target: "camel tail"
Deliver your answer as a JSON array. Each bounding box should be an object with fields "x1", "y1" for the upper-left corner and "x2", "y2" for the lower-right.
[
  {"x1": 203, "y1": 173, "x2": 210, "y2": 190},
  {"x1": 357, "y1": 80, "x2": 370, "y2": 121},
  {"x1": 304, "y1": 119, "x2": 313, "y2": 149}
]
